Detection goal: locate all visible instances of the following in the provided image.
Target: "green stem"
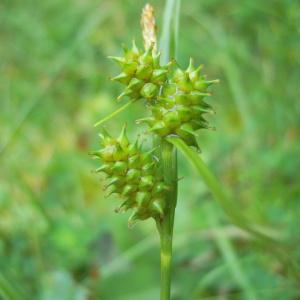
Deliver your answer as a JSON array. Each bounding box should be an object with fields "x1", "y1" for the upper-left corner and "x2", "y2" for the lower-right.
[
  {"x1": 157, "y1": 0, "x2": 180, "y2": 298},
  {"x1": 157, "y1": 140, "x2": 177, "y2": 300},
  {"x1": 159, "y1": 218, "x2": 174, "y2": 300}
]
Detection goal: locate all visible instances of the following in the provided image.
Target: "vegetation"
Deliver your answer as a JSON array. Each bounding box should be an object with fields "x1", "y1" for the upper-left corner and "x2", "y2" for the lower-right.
[{"x1": 1, "y1": 0, "x2": 300, "y2": 299}]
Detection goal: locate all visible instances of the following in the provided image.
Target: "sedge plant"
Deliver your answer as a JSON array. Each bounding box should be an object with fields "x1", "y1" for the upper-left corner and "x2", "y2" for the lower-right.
[
  {"x1": 92, "y1": 3, "x2": 217, "y2": 298},
  {"x1": 91, "y1": 2, "x2": 287, "y2": 299}
]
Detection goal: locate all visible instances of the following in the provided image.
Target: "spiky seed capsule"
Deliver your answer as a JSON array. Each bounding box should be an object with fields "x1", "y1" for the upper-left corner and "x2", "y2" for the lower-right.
[
  {"x1": 109, "y1": 43, "x2": 217, "y2": 149},
  {"x1": 110, "y1": 41, "x2": 171, "y2": 102},
  {"x1": 93, "y1": 125, "x2": 168, "y2": 225},
  {"x1": 138, "y1": 58, "x2": 218, "y2": 149}
]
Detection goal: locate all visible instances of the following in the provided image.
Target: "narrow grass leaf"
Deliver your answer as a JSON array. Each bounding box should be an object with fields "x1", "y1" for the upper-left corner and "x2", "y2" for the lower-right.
[
  {"x1": 0, "y1": 7, "x2": 108, "y2": 156},
  {"x1": 94, "y1": 99, "x2": 135, "y2": 127},
  {"x1": 160, "y1": 0, "x2": 181, "y2": 63},
  {"x1": 167, "y1": 136, "x2": 277, "y2": 242},
  {"x1": 168, "y1": 136, "x2": 300, "y2": 280},
  {"x1": 205, "y1": 205, "x2": 257, "y2": 300},
  {"x1": 0, "y1": 273, "x2": 27, "y2": 300}
]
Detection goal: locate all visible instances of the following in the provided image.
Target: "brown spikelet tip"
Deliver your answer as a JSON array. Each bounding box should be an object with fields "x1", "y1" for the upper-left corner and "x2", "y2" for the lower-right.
[{"x1": 141, "y1": 3, "x2": 157, "y2": 51}]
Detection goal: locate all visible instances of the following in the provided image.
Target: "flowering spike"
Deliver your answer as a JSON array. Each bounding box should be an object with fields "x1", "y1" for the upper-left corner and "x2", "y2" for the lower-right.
[
  {"x1": 95, "y1": 33, "x2": 218, "y2": 224},
  {"x1": 93, "y1": 126, "x2": 167, "y2": 223},
  {"x1": 138, "y1": 57, "x2": 217, "y2": 148},
  {"x1": 141, "y1": 3, "x2": 157, "y2": 51},
  {"x1": 109, "y1": 42, "x2": 170, "y2": 102}
]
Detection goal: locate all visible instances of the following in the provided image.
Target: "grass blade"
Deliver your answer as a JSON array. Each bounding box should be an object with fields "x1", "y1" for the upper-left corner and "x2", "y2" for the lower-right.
[
  {"x1": 168, "y1": 132, "x2": 300, "y2": 283},
  {"x1": 94, "y1": 99, "x2": 135, "y2": 127},
  {"x1": 167, "y1": 136, "x2": 278, "y2": 243},
  {"x1": 0, "y1": 273, "x2": 28, "y2": 300},
  {"x1": 0, "y1": 7, "x2": 108, "y2": 156},
  {"x1": 160, "y1": 0, "x2": 181, "y2": 63},
  {"x1": 205, "y1": 204, "x2": 257, "y2": 300}
]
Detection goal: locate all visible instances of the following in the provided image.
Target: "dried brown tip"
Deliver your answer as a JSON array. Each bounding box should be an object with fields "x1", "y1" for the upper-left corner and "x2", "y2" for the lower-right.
[{"x1": 141, "y1": 3, "x2": 157, "y2": 51}]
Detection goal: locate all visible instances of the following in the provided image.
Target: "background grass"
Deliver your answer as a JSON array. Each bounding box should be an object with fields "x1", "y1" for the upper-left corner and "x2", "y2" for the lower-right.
[{"x1": 1, "y1": 0, "x2": 300, "y2": 299}]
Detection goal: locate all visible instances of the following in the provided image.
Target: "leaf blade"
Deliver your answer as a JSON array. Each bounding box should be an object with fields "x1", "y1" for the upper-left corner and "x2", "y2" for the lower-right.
[
  {"x1": 94, "y1": 99, "x2": 135, "y2": 127},
  {"x1": 167, "y1": 136, "x2": 278, "y2": 243}
]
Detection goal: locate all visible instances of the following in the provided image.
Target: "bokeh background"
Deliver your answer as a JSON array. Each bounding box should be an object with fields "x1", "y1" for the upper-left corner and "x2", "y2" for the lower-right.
[{"x1": 1, "y1": 0, "x2": 300, "y2": 299}]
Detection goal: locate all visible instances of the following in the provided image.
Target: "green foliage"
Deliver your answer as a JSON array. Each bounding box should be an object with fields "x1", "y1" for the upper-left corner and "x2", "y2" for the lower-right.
[{"x1": 1, "y1": 0, "x2": 300, "y2": 299}]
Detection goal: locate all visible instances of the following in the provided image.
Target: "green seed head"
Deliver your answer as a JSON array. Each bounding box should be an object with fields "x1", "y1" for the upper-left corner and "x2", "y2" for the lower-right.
[
  {"x1": 110, "y1": 41, "x2": 170, "y2": 102},
  {"x1": 139, "y1": 59, "x2": 217, "y2": 149},
  {"x1": 93, "y1": 125, "x2": 168, "y2": 225}
]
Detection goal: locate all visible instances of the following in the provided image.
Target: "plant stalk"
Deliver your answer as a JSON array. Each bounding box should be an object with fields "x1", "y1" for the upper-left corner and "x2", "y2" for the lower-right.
[
  {"x1": 157, "y1": 140, "x2": 177, "y2": 300},
  {"x1": 156, "y1": 0, "x2": 180, "y2": 298},
  {"x1": 159, "y1": 217, "x2": 174, "y2": 300}
]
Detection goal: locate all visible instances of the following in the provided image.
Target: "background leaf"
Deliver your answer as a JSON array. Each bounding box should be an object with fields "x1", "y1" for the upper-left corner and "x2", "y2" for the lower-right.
[{"x1": 1, "y1": 0, "x2": 300, "y2": 299}]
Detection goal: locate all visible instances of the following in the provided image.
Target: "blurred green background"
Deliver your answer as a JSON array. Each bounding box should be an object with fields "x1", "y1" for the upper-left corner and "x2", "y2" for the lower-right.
[{"x1": 1, "y1": 0, "x2": 300, "y2": 299}]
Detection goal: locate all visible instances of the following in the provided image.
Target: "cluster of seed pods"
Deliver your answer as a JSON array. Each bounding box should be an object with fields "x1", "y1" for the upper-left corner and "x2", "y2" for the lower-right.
[
  {"x1": 111, "y1": 42, "x2": 218, "y2": 149},
  {"x1": 138, "y1": 59, "x2": 218, "y2": 148},
  {"x1": 92, "y1": 126, "x2": 168, "y2": 225},
  {"x1": 110, "y1": 41, "x2": 172, "y2": 102},
  {"x1": 94, "y1": 43, "x2": 217, "y2": 223}
]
